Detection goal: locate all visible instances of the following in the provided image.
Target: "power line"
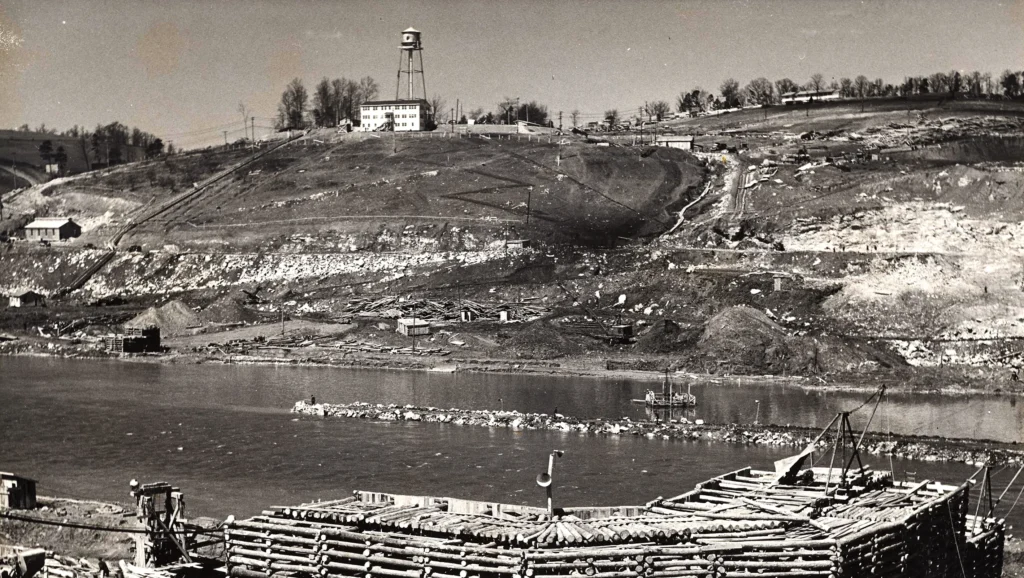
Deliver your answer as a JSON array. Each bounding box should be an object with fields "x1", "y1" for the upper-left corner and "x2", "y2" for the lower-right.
[{"x1": 160, "y1": 121, "x2": 242, "y2": 138}]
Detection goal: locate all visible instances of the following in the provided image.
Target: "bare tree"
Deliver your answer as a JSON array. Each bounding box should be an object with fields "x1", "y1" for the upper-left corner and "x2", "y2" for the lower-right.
[
  {"x1": 276, "y1": 78, "x2": 309, "y2": 130},
  {"x1": 312, "y1": 77, "x2": 335, "y2": 127},
  {"x1": 429, "y1": 95, "x2": 448, "y2": 125},
  {"x1": 604, "y1": 109, "x2": 619, "y2": 127},
  {"x1": 358, "y1": 77, "x2": 379, "y2": 103},
  {"x1": 981, "y1": 72, "x2": 994, "y2": 96},
  {"x1": 720, "y1": 78, "x2": 741, "y2": 108},
  {"x1": 838, "y1": 78, "x2": 853, "y2": 97},
  {"x1": 570, "y1": 109, "x2": 580, "y2": 128},
  {"x1": 644, "y1": 100, "x2": 671, "y2": 121},
  {"x1": 854, "y1": 75, "x2": 870, "y2": 98},
  {"x1": 744, "y1": 77, "x2": 775, "y2": 105},
  {"x1": 808, "y1": 73, "x2": 825, "y2": 92},
  {"x1": 497, "y1": 97, "x2": 518, "y2": 124},
  {"x1": 774, "y1": 78, "x2": 798, "y2": 97}
]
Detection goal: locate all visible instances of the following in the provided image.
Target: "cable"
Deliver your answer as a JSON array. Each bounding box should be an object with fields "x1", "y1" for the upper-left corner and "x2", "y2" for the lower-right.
[
  {"x1": 945, "y1": 501, "x2": 968, "y2": 578},
  {"x1": 1005, "y1": 479, "x2": 1024, "y2": 518},
  {"x1": 843, "y1": 385, "x2": 883, "y2": 415},
  {"x1": 996, "y1": 465, "x2": 1024, "y2": 508},
  {"x1": 0, "y1": 511, "x2": 225, "y2": 536}
]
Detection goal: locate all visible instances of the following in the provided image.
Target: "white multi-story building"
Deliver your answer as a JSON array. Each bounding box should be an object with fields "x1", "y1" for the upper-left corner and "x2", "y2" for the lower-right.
[{"x1": 358, "y1": 99, "x2": 430, "y2": 132}]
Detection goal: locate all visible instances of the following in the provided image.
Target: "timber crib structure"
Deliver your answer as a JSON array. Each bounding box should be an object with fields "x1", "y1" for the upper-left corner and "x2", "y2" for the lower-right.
[{"x1": 224, "y1": 466, "x2": 1004, "y2": 578}]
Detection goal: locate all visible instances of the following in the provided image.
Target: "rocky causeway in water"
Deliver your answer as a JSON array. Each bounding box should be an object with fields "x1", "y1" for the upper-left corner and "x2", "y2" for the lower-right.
[{"x1": 293, "y1": 399, "x2": 1024, "y2": 467}]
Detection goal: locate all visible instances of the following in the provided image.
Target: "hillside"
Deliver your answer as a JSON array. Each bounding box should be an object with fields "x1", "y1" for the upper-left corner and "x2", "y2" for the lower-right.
[
  {"x1": 4, "y1": 105, "x2": 1024, "y2": 384},
  {"x1": 0, "y1": 130, "x2": 92, "y2": 194},
  {"x1": 113, "y1": 134, "x2": 704, "y2": 250}
]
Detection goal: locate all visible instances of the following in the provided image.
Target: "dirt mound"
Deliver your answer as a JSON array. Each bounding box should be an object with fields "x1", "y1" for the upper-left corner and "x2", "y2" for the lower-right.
[
  {"x1": 199, "y1": 294, "x2": 261, "y2": 324},
  {"x1": 125, "y1": 299, "x2": 201, "y2": 336},
  {"x1": 634, "y1": 319, "x2": 701, "y2": 353},
  {"x1": 500, "y1": 321, "x2": 585, "y2": 359},
  {"x1": 698, "y1": 306, "x2": 791, "y2": 370},
  {"x1": 698, "y1": 306, "x2": 901, "y2": 375}
]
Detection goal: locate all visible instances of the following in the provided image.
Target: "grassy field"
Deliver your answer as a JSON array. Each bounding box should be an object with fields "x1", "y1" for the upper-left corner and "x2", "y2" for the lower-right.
[
  {"x1": 660, "y1": 96, "x2": 1024, "y2": 135},
  {"x1": 116, "y1": 134, "x2": 707, "y2": 250},
  {"x1": 0, "y1": 129, "x2": 91, "y2": 174}
]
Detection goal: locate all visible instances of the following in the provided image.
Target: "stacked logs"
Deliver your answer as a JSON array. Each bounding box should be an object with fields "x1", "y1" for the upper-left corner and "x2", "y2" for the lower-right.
[
  {"x1": 225, "y1": 467, "x2": 1002, "y2": 578},
  {"x1": 964, "y1": 515, "x2": 1005, "y2": 578}
]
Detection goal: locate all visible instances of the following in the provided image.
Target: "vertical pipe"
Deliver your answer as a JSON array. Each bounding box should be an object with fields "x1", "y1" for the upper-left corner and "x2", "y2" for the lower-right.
[
  {"x1": 408, "y1": 51, "x2": 414, "y2": 100},
  {"x1": 546, "y1": 453, "x2": 555, "y2": 517}
]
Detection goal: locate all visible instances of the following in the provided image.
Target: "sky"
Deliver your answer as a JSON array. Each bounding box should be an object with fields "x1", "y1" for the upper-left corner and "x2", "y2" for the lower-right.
[{"x1": 1, "y1": 0, "x2": 1022, "y2": 148}]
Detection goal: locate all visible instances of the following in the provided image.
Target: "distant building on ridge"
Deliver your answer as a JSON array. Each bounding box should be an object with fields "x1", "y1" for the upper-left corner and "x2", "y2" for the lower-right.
[{"x1": 359, "y1": 27, "x2": 433, "y2": 132}]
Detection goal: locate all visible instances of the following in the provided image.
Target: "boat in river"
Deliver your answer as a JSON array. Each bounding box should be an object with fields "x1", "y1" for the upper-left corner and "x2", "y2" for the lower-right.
[{"x1": 632, "y1": 371, "x2": 696, "y2": 408}]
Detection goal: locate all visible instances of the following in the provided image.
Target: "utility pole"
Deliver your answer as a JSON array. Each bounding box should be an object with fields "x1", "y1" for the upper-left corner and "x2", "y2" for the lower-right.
[
  {"x1": 526, "y1": 186, "x2": 532, "y2": 226},
  {"x1": 456, "y1": 98, "x2": 459, "y2": 123},
  {"x1": 558, "y1": 111, "x2": 562, "y2": 131},
  {"x1": 251, "y1": 117, "x2": 256, "y2": 154},
  {"x1": 639, "y1": 107, "x2": 644, "y2": 145},
  {"x1": 223, "y1": 131, "x2": 228, "y2": 147}
]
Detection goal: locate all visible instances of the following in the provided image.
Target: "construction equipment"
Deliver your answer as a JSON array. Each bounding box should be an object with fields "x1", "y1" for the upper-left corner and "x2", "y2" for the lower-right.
[
  {"x1": 555, "y1": 282, "x2": 633, "y2": 344},
  {"x1": 130, "y1": 481, "x2": 192, "y2": 569},
  {"x1": 0, "y1": 548, "x2": 46, "y2": 578}
]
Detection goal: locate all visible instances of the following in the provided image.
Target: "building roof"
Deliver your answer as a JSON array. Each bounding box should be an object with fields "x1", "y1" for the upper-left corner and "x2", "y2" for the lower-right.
[
  {"x1": 397, "y1": 317, "x2": 430, "y2": 326},
  {"x1": 361, "y1": 99, "x2": 429, "y2": 108},
  {"x1": 655, "y1": 135, "x2": 694, "y2": 141},
  {"x1": 0, "y1": 472, "x2": 37, "y2": 482},
  {"x1": 403, "y1": 27, "x2": 419, "y2": 33},
  {"x1": 24, "y1": 217, "x2": 75, "y2": 229},
  {"x1": 9, "y1": 289, "x2": 43, "y2": 299},
  {"x1": 782, "y1": 89, "x2": 838, "y2": 98}
]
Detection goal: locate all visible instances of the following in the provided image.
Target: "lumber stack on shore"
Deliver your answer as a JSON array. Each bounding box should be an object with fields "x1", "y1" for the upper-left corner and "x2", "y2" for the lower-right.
[{"x1": 225, "y1": 464, "x2": 1004, "y2": 578}]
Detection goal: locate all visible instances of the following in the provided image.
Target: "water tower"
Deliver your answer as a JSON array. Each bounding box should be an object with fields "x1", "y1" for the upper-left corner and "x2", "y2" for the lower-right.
[{"x1": 396, "y1": 27, "x2": 427, "y2": 101}]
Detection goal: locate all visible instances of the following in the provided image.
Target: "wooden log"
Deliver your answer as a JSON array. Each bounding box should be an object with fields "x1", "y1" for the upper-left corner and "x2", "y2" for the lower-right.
[
  {"x1": 233, "y1": 520, "x2": 324, "y2": 537},
  {"x1": 229, "y1": 567, "x2": 270, "y2": 578},
  {"x1": 524, "y1": 548, "x2": 652, "y2": 561},
  {"x1": 228, "y1": 555, "x2": 270, "y2": 569},
  {"x1": 369, "y1": 565, "x2": 419, "y2": 578},
  {"x1": 230, "y1": 540, "x2": 321, "y2": 558},
  {"x1": 269, "y1": 561, "x2": 320, "y2": 574},
  {"x1": 326, "y1": 560, "x2": 372, "y2": 575},
  {"x1": 230, "y1": 547, "x2": 315, "y2": 565},
  {"x1": 720, "y1": 559, "x2": 834, "y2": 570}
]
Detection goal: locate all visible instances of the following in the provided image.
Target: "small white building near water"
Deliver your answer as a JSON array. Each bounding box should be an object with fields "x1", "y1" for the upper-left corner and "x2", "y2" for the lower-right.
[
  {"x1": 396, "y1": 318, "x2": 430, "y2": 336},
  {"x1": 359, "y1": 99, "x2": 430, "y2": 132},
  {"x1": 654, "y1": 135, "x2": 694, "y2": 150}
]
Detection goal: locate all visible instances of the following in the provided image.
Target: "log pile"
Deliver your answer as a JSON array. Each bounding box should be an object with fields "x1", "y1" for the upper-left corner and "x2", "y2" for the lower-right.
[
  {"x1": 336, "y1": 297, "x2": 548, "y2": 322},
  {"x1": 964, "y1": 515, "x2": 1004, "y2": 578},
  {"x1": 225, "y1": 464, "x2": 1005, "y2": 578}
]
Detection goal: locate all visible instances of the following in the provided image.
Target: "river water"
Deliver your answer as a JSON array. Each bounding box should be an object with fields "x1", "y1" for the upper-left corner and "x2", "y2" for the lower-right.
[{"x1": 1, "y1": 357, "x2": 1022, "y2": 528}]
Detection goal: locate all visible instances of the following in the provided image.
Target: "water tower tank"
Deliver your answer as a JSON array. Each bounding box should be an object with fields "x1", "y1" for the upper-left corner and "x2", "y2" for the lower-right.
[{"x1": 401, "y1": 27, "x2": 421, "y2": 49}]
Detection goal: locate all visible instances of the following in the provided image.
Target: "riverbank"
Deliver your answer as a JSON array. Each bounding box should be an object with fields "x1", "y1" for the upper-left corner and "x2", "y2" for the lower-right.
[
  {"x1": 293, "y1": 400, "x2": 1024, "y2": 467},
  {"x1": 5, "y1": 335, "x2": 1024, "y2": 398}
]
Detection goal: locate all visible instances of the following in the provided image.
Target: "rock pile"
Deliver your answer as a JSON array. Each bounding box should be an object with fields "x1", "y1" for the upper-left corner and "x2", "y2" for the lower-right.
[{"x1": 293, "y1": 400, "x2": 1024, "y2": 466}]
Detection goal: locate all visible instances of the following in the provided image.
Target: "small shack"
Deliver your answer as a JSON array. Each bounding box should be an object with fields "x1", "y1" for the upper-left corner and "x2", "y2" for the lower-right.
[
  {"x1": 396, "y1": 318, "x2": 430, "y2": 337},
  {"x1": 8, "y1": 290, "x2": 44, "y2": 308},
  {"x1": 460, "y1": 309, "x2": 476, "y2": 322},
  {"x1": 104, "y1": 326, "x2": 161, "y2": 353},
  {"x1": 654, "y1": 135, "x2": 694, "y2": 150},
  {"x1": 22, "y1": 218, "x2": 82, "y2": 242},
  {"x1": 0, "y1": 472, "x2": 37, "y2": 510},
  {"x1": 505, "y1": 239, "x2": 531, "y2": 249}
]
